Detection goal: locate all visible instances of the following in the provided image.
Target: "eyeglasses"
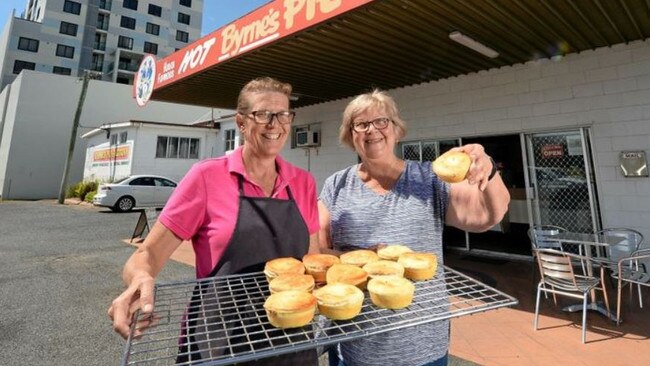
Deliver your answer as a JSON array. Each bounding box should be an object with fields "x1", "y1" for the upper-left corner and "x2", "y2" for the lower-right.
[
  {"x1": 351, "y1": 117, "x2": 392, "y2": 132},
  {"x1": 242, "y1": 110, "x2": 296, "y2": 125}
]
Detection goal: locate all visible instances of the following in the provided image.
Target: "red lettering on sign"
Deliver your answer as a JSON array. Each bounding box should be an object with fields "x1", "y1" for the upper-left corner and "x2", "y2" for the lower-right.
[{"x1": 541, "y1": 144, "x2": 564, "y2": 158}]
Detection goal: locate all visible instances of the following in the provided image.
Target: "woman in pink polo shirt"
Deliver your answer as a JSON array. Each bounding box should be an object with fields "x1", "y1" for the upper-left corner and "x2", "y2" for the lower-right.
[{"x1": 108, "y1": 77, "x2": 320, "y2": 365}]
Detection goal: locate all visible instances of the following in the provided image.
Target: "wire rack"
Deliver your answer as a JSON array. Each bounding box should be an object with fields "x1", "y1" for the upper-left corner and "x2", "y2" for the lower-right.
[{"x1": 122, "y1": 265, "x2": 517, "y2": 366}]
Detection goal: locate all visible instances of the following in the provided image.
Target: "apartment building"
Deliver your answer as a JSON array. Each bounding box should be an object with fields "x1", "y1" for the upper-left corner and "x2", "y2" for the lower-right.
[{"x1": 0, "y1": 0, "x2": 203, "y2": 89}]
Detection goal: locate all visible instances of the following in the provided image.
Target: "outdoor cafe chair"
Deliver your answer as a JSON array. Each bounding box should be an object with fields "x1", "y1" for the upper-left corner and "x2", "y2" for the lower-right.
[
  {"x1": 613, "y1": 248, "x2": 650, "y2": 325},
  {"x1": 593, "y1": 228, "x2": 644, "y2": 271},
  {"x1": 533, "y1": 248, "x2": 610, "y2": 344},
  {"x1": 594, "y1": 228, "x2": 644, "y2": 303},
  {"x1": 528, "y1": 225, "x2": 567, "y2": 285}
]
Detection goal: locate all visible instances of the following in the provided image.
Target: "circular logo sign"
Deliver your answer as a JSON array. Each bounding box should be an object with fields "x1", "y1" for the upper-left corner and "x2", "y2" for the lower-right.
[{"x1": 135, "y1": 54, "x2": 156, "y2": 107}]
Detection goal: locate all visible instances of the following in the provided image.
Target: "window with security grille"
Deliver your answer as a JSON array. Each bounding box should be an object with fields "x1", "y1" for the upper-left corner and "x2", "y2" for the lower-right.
[
  {"x1": 156, "y1": 136, "x2": 200, "y2": 159},
  {"x1": 120, "y1": 16, "x2": 136, "y2": 29},
  {"x1": 146, "y1": 22, "x2": 160, "y2": 36},
  {"x1": 18, "y1": 37, "x2": 39, "y2": 52},
  {"x1": 177, "y1": 12, "x2": 190, "y2": 25},
  {"x1": 118, "y1": 36, "x2": 133, "y2": 49},
  {"x1": 148, "y1": 4, "x2": 162, "y2": 17},
  {"x1": 119, "y1": 132, "x2": 128, "y2": 144},
  {"x1": 13, "y1": 60, "x2": 35, "y2": 74},
  {"x1": 59, "y1": 21, "x2": 78, "y2": 36},
  {"x1": 225, "y1": 129, "x2": 236, "y2": 151},
  {"x1": 176, "y1": 30, "x2": 189, "y2": 43},
  {"x1": 399, "y1": 139, "x2": 459, "y2": 162},
  {"x1": 53, "y1": 66, "x2": 71, "y2": 75},
  {"x1": 144, "y1": 41, "x2": 158, "y2": 55},
  {"x1": 63, "y1": 0, "x2": 81, "y2": 15},
  {"x1": 56, "y1": 44, "x2": 75, "y2": 58},
  {"x1": 123, "y1": 0, "x2": 138, "y2": 10}
]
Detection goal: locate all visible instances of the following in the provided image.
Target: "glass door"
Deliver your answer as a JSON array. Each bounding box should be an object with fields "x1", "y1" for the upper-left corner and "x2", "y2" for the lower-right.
[{"x1": 524, "y1": 129, "x2": 600, "y2": 233}]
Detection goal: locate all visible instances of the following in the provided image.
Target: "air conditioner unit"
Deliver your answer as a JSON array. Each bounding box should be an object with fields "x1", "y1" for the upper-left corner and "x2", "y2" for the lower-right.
[{"x1": 296, "y1": 130, "x2": 320, "y2": 147}]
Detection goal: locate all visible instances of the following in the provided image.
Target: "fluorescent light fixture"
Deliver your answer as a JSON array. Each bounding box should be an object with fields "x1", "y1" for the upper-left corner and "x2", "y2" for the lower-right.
[{"x1": 449, "y1": 31, "x2": 499, "y2": 58}]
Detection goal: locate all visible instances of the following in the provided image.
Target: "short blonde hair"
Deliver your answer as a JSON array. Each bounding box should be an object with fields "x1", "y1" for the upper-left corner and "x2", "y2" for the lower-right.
[
  {"x1": 237, "y1": 77, "x2": 292, "y2": 112},
  {"x1": 339, "y1": 89, "x2": 407, "y2": 149}
]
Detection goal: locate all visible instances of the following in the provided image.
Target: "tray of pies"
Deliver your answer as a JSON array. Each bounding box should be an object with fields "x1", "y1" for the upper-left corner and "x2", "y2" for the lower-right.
[{"x1": 122, "y1": 251, "x2": 517, "y2": 366}]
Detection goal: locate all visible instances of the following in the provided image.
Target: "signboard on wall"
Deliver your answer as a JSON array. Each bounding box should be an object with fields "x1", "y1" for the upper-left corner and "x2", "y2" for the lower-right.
[
  {"x1": 86, "y1": 142, "x2": 133, "y2": 181},
  {"x1": 92, "y1": 145, "x2": 130, "y2": 165},
  {"x1": 620, "y1": 151, "x2": 649, "y2": 177},
  {"x1": 134, "y1": 0, "x2": 375, "y2": 104}
]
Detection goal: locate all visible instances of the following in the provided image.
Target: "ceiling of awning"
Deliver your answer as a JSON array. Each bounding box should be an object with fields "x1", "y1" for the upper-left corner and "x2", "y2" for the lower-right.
[{"x1": 152, "y1": 0, "x2": 650, "y2": 109}]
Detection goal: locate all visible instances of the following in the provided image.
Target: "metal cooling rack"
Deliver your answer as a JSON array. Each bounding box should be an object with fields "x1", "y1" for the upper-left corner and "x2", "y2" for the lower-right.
[{"x1": 122, "y1": 266, "x2": 517, "y2": 365}]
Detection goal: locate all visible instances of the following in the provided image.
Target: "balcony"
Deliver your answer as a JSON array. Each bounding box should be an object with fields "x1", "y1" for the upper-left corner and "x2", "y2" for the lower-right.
[
  {"x1": 118, "y1": 61, "x2": 139, "y2": 72},
  {"x1": 99, "y1": 0, "x2": 112, "y2": 11},
  {"x1": 93, "y1": 41, "x2": 106, "y2": 51}
]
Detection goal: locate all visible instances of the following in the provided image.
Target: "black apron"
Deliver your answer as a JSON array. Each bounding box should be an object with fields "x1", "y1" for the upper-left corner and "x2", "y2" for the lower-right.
[{"x1": 177, "y1": 175, "x2": 317, "y2": 365}]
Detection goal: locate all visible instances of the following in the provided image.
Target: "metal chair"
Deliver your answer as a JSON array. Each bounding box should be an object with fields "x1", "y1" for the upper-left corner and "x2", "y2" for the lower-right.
[
  {"x1": 533, "y1": 248, "x2": 610, "y2": 344},
  {"x1": 594, "y1": 228, "x2": 644, "y2": 309},
  {"x1": 613, "y1": 248, "x2": 650, "y2": 325},
  {"x1": 528, "y1": 225, "x2": 567, "y2": 285},
  {"x1": 528, "y1": 225, "x2": 566, "y2": 251},
  {"x1": 594, "y1": 228, "x2": 644, "y2": 269}
]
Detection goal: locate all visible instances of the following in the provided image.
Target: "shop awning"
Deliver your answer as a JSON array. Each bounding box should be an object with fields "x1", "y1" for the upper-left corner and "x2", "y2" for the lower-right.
[{"x1": 137, "y1": 0, "x2": 650, "y2": 109}]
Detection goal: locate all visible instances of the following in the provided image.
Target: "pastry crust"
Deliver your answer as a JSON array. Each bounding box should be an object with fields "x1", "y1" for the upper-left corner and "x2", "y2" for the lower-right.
[
  {"x1": 397, "y1": 252, "x2": 438, "y2": 281},
  {"x1": 362, "y1": 260, "x2": 405, "y2": 279},
  {"x1": 264, "y1": 290, "x2": 317, "y2": 328},
  {"x1": 269, "y1": 274, "x2": 315, "y2": 294},
  {"x1": 302, "y1": 254, "x2": 340, "y2": 283},
  {"x1": 377, "y1": 244, "x2": 413, "y2": 261},
  {"x1": 326, "y1": 263, "x2": 369, "y2": 290},
  {"x1": 432, "y1": 150, "x2": 471, "y2": 183},
  {"x1": 313, "y1": 283, "x2": 364, "y2": 320},
  {"x1": 367, "y1": 276, "x2": 415, "y2": 310},
  {"x1": 340, "y1": 249, "x2": 380, "y2": 267},
  {"x1": 264, "y1": 257, "x2": 305, "y2": 282}
]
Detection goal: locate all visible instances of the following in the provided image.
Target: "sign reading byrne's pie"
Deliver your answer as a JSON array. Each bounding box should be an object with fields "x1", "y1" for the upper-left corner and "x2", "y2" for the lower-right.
[{"x1": 134, "y1": 0, "x2": 374, "y2": 104}]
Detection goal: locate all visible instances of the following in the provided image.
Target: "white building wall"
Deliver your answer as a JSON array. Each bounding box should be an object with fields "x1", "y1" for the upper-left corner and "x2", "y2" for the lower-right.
[
  {"x1": 0, "y1": 0, "x2": 204, "y2": 89},
  {"x1": 0, "y1": 71, "x2": 212, "y2": 199},
  {"x1": 288, "y1": 39, "x2": 650, "y2": 241},
  {"x1": 130, "y1": 124, "x2": 218, "y2": 182}
]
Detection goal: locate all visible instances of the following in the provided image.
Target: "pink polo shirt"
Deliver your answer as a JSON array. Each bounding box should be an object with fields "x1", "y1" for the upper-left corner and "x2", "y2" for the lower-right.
[{"x1": 159, "y1": 146, "x2": 319, "y2": 278}]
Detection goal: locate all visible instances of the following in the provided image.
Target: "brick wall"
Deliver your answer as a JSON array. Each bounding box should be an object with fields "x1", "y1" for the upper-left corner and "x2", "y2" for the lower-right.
[{"x1": 285, "y1": 39, "x2": 650, "y2": 240}]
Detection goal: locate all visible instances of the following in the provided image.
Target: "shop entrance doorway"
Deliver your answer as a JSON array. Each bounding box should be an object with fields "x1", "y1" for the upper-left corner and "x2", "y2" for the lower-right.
[{"x1": 525, "y1": 129, "x2": 600, "y2": 233}]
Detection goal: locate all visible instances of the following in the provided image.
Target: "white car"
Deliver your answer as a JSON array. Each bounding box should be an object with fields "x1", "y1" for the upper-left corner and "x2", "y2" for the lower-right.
[{"x1": 93, "y1": 175, "x2": 178, "y2": 212}]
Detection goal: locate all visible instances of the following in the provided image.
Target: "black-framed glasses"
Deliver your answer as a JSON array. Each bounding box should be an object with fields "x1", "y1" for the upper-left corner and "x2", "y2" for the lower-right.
[
  {"x1": 242, "y1": 110, "x2": 296, "y2": 125},
  {"x1": 351, "y1": 117, "x2": 391, "y2": 132}
]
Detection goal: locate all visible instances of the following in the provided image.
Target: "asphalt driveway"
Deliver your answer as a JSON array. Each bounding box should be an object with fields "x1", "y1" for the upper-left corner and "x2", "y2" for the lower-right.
[
  {"x1": 0, "y1": 200, "x2": 479, "y2": 366},
  {"x1": 0, "y1": 200, "x2": 193, "y2": 365}
]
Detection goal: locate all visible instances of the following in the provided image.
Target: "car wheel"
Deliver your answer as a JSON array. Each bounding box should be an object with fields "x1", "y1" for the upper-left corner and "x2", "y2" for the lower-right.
[{"x1": 115, "y1": 196, "x2": 135, "y2": 212}]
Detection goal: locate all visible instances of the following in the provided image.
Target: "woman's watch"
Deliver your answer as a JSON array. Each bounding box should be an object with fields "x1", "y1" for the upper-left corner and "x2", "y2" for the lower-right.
[{"x1": 488, "y1": 157, "x2": 498, "y2": 181}]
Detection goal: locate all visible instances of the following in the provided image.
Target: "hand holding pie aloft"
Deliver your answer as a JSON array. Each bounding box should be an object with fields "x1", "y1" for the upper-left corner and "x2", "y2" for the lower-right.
[{"x1": 432, "y1": 150, "x2": 471, "y2": 183}]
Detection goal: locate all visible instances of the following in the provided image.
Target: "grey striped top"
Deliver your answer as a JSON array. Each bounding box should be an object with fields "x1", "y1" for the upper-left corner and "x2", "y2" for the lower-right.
[{"x1": 320, "y1": 160, "x2": 450, "y2": 366}]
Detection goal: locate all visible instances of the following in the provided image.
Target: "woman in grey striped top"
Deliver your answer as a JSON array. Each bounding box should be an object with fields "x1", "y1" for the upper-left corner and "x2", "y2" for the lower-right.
[{"x1": 318, "y1": 90, "x2": 510, "y2": 366}]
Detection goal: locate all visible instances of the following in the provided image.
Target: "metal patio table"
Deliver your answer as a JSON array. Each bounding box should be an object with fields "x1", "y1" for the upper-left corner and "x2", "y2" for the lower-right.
[
  {"x1": 122, "y1": 266, "x2": 517, "y2": 366},
  {"x1": 546, "y1": 232, "x2": 624, "y2": 322}
]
